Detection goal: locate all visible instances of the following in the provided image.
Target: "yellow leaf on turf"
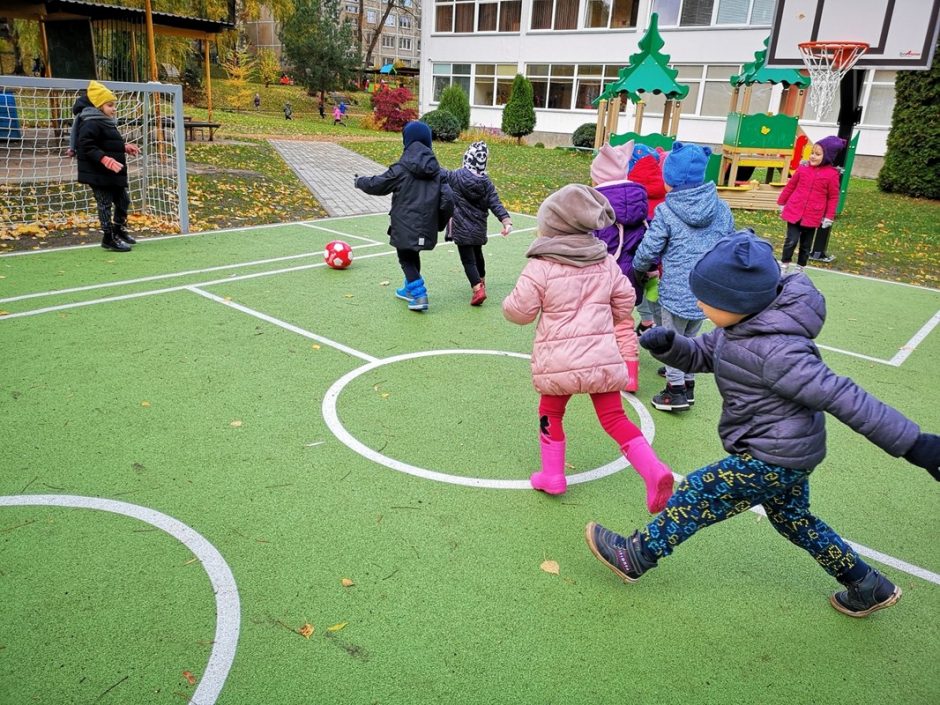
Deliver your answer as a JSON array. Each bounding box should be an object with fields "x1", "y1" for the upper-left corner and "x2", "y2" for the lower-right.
[
  {"x1": 141, "y1": 400, "x2": 151, "y2": 407},
  {"x1": 327, "y1": 622, "x2": 348, "y2": 633},
  {"x1": 341, "y1": 578, "x2": 354, "y2": 587},
  {"x1": 230, "y1": 420, "x2": 243, "y2": 428},
  {"x1": 540, "y1": 559, "x2": 560, "y2": 575},
  {"x1": 298, "y1": 623, "x2": 314, "y2": 639}
]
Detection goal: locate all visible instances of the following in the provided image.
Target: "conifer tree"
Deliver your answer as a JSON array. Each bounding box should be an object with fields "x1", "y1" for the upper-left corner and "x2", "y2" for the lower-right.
[{"x1": 501, "y1": 74, "x2": 536, "y2": 144}]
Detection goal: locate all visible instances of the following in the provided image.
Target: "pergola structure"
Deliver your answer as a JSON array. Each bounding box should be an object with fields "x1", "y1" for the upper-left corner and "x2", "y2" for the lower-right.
[
  {"x1": 592, "y1": 13, "x2": 689, "y2": 149},
  {"x1": 1, "y1": 0, "x2": 233, "y2": 120}
]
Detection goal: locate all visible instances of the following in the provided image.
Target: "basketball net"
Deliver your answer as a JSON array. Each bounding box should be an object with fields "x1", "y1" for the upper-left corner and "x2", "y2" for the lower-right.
[{"x1": 798, "y1": 41, "x2": 868, "y2": 120}]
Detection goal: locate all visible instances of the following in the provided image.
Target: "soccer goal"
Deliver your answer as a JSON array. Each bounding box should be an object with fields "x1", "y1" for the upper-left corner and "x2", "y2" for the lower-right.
[{"x1": 0, "y1": 76, "x2": 189, "y2": 237}]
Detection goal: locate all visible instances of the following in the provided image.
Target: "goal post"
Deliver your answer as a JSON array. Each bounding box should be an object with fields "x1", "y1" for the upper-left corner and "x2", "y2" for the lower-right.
[{"x1": 0, "y1": 75, "x2": 189, "y2": 236}]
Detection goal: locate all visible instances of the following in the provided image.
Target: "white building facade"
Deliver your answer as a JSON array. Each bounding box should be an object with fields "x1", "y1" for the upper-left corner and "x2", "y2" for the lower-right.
[{"x1": 420, "y1": 0, "x2": 898, "y2": 155}]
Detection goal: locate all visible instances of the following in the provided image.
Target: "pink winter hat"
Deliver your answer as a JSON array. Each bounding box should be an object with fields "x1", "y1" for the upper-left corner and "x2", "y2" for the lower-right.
[{"x1": 590, "y1": 141, "x2": 632, "y2": 185}]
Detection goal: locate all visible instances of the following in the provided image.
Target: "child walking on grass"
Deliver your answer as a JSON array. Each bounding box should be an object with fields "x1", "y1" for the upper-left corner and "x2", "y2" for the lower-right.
[
  {"x1": 443, "y1": 141, "x2": 512, "y2": 306},
  {"x1": 76, "y1": 80, "x2": 140, "y2": 253},
  {"x1": 503, "y1": 184, "x2": 674, "y2": 513},
  {"x1": 590, "y1": 142, "x2": 649, "y2": 393},
  {"x1": 777, "y1": 135, "x2": 844, "y2": 273},
  {"x1": 586, "y1": 230, "x2": 940, "y2": 617},
  {"x1": 355, "y1": 121, "x2": 454, "y2": 312}
]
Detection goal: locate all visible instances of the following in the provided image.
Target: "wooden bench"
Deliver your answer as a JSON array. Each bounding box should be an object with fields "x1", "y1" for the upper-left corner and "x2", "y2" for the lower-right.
[{"x1": 183, "y1": 117, "x2": 222, "y2": 142}]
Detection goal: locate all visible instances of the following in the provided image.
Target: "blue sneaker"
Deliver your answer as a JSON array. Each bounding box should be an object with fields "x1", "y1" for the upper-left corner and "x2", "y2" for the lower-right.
[
  {"x1": 584, "y1": 523, "x2": 656, "y2": 583},
  {"x1": 406, "y1": 277, "x2": 428, "y2": 312},
  {"x1": 395, "y1": 278, "x2": 413, "y2": 303}
]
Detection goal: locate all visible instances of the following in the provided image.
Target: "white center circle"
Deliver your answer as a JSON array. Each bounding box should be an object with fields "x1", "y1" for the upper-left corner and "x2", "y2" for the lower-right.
[{"x1": 321, "y1": 349, "x2": 656, "y2": 489}]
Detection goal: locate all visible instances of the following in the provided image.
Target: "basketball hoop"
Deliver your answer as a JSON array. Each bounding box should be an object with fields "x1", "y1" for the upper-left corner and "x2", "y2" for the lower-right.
[{"x1": 798, "y1": 41, "x2": 868, "y2": 120}]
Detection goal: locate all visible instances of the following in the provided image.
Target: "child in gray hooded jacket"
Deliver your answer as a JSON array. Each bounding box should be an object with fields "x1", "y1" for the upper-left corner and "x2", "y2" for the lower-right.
[
  {"x1": 632, "y1": 142, "x2": 734, "y2": 413},
  {"x1": 586, "y1": 230, "x2": 940, "y2": 618}
]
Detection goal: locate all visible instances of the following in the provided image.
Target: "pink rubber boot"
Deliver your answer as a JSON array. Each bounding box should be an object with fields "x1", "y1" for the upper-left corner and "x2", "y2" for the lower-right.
[
  {"x1": 622, "y1": 436, "x2": 674, "y2": 513},
  {"x1": 625, "y1": 359, "x2": 639, "y2": 393},
  {"x1": 530, "y1": 435, "x2": 567, "y2": 495}
]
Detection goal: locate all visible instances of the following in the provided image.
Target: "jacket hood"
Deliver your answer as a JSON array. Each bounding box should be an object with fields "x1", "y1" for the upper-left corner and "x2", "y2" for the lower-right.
[
  {"x1": 451, "y1": 167, "x2": 487, "y2": 200},
  {"x1": 663, "y1": 181, "x2": 722, "y2": 227},
  {"x1": 73, "y1": 94, "x2": 93, "y2": 116},
  {"x1": 399, "y1": 141, "x2": 440, "y2": 179},
  {"x1": 729, "y1": 273, "x2": 825, "y2": 341},
  {"x1": 629, "y1": 155, "x2": 666, "y2": 201},
  {"x1": 595, "y1": 180, "x2": 648, "y2": 227}
]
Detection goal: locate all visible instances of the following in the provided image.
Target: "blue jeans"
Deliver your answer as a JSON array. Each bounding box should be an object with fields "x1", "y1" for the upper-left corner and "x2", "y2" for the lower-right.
[
  {"x1": 659, "y1": 308, "x2": 703, "y2": 387},
  {"x1": 642, "y1": 454, "x2": 862, "y2": 580}
]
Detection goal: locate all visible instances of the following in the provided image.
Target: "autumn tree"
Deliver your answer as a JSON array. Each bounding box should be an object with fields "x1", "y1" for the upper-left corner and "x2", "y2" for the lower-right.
[
  {"x1": 256, "y1": 48, "x2": 280, "y2": 87},
  {"x1": 280, "y1": 0, "x2": 360, "y2": 98}
]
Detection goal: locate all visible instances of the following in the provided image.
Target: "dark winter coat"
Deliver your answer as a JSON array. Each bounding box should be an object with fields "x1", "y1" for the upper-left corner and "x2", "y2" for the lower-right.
[
  {"x1": 76, "y1": 108, "x2": 128, "y2": 188},
  {"x1": 68, "y1": 93, "x2": 93, "y2": 153},
  {"x1": 442, "y1": 167, "x2": 509, "y2": 246},
  {"x1": 355, "y1": 142, "x2": 454, "y2": 251},
  {"x1": 592, "y1": 179, "x2": 648, "y2": 303},
  {"x1": 654, "y1": 274, "x2": 920, "y2": 470}
]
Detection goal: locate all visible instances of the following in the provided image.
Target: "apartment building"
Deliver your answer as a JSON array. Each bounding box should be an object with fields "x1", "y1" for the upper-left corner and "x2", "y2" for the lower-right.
[
  {"x1": 421, "y1": 0, "x2": 900, "y2": 155},
  {"x1": 244, "y1": 1, "x2": 423, "y2": 69}
]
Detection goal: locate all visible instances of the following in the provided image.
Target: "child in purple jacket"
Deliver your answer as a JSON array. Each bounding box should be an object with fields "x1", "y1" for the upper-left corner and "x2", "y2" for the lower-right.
[
  {"x1": 586, "y1": 230, "x2": 939, "y2": 617},
  {"x1": 590, "y1": 142, "x2": 648, "y2": 393}
]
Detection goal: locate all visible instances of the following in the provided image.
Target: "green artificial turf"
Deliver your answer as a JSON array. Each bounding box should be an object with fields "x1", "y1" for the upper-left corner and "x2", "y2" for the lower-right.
[{"x1": 1, "y1": 216, "x2": 938, "y2": 705}]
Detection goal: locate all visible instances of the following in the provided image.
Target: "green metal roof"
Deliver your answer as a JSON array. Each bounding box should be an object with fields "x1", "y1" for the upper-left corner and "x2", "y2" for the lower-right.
[
  {"x1": 594, "y1": 14, "x2": 690, "y2": 106},
  {"x1": 731, "y1": 37, "x2": 811, "y2": 88}
]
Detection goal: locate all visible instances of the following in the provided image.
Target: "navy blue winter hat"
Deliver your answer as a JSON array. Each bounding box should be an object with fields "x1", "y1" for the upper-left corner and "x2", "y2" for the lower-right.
[
  {"x1": 403, "y1": 120, "x2": 432, "y2": 149},
  {"x1": 689, "y1": 230, "x2": 780, "y2": 315},
  {"x1": 662, "y1": 141, "x2": 712, "y2": 188}
]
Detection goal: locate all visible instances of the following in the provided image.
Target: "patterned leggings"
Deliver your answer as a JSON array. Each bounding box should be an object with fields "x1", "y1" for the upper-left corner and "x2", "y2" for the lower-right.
[
  {"x1": 641, "y1": 454, "x2": 862, "y2": 580},
  {"x1": 91, "y1": 185, "x2": 130, "y2": 231}
]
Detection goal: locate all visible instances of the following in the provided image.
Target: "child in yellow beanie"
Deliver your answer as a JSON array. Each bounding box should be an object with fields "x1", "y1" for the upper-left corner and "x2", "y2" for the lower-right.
[{"x1": 76, "y1": 81, "x2": 140, "y2": 252}]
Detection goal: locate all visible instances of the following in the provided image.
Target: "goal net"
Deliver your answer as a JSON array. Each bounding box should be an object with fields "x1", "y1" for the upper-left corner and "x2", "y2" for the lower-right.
[{"x1": 0, "y1": 76, "x2": 189, "y2": 239}]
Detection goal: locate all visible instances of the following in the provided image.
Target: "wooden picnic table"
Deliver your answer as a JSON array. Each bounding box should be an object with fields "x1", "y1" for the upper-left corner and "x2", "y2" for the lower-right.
[{"x1": 183, "y1": 116, "x2": 221, "y2": 141}]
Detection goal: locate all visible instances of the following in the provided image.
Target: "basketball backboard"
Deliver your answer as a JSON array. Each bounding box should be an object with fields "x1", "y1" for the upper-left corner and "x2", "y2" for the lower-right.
[{"x1": 767, "y1": 0, "x2": 940, "y2": 70}]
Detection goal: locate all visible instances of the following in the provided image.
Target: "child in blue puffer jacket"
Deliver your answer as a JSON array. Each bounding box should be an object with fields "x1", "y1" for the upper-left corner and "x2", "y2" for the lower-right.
[
  {"x1": 633, "y1": 142, "x2": 735, "y2": 413},
  {"x1": 586, "y1": 230, "x2": 940, "y2": 618}
]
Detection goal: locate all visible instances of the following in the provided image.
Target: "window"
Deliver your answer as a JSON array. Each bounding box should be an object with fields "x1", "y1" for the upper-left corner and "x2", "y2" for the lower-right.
[
  {"x1": 715, "y1": 0, "x2": 774, "y2": 25},
  {"x1": 652, "y1": 0, "x2": 713, "y2": 26},
  {"x1": 455, "y1": 0, "x2": 475, "y2": 32},
  {"x1": 366, "y1": 9, "x2": 378, "y2": 23},
  {"x1": 474, "y1": 63, "x2": 517, "y2": 106},
  {"x1": 399, "y1": 37, "x2": 412, "y2": 50},
  {"x1": 700, "y1": 65, "x2": 737, "y2": 116},
  {"x1": 403, "y1": 0, "x2": 413, "y2": 6},
  {"x1": 382, "y1": 35, "x2": 396, "y2": 49},
  {"x1": 399, "y1": 15, "x2": 412, "y2": 29},
  {"x1": 386, "y1": 13, "x2": 396, "y2": 27},
  {"x1": 345, "y1": 3, "x2": 358, "y2": 14},
  {"x1": 531, "y1": 0, "x2": 579, "y2": 30},
  {"x1": 436, "y1": 0, "x2": 520, "y2": 33},
  {"x1": 863, "y1": 70, "x2": 895, "y2": 126},
  {"x1": 526, "y1": 64, "x2": 575, "y2": 108},
  {"x1": 432, "y1": 63, "x2": 472, "y2": 101},
  {"x1": 583, "y1": 0, "x2": 640, "y2": 29},
  {"x1": 653, "y1": 0, "x2": 773, "y2": 27}
]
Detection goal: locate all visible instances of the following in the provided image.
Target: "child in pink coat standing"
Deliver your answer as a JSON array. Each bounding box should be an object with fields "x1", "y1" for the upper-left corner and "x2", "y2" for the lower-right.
[
  {"x1": 777, "y1": 135, "x2": 844, "y2": 273},
  {"x1": 503, "y1": 184, "x2": 674, "y2": 513}
]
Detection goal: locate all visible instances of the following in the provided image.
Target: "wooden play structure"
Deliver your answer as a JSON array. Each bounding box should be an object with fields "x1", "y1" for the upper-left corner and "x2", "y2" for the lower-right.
[
  {"x1": 716, "y1": 38, "x2": 812, "y2": 210},
  {"x1": 592, "y1": 14, "x2": 689, "y2": 152}
]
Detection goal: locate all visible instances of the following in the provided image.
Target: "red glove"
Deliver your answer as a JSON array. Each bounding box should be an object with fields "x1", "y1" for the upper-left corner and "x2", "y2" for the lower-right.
[
  {"x1": 101, "y1": 156, "x2": 123, "y2": 173},
  {"x1": 125, "y1": 143, "x2": 140, "y2": 156}
]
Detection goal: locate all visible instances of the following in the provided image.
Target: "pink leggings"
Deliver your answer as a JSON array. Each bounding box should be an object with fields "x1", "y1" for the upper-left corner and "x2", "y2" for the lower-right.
[{"x1": 538, "y1": 391, "x2": 643, "y2": 445}]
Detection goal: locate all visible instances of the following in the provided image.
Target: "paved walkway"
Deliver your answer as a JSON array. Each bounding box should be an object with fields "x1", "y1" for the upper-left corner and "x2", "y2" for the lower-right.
[{"x1": 269, "y1": 140, "x2": 392, "y2": 217}]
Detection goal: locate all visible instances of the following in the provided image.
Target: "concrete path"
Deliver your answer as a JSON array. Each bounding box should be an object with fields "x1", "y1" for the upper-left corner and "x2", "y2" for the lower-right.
[{"x1": 269, "y1": 140, "x2": 392, "y2": 217}]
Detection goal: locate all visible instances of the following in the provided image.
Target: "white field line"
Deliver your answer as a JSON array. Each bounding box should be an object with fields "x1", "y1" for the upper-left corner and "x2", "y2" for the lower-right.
[
  {"x1": 0, "y1": 242, "x2": 384, "y2": 304},
  {"x1": 298, "y1": 222, "x2": 382, "y2": 243},
  {"x1": 0, "y1": 249, "x2": 397, "y2": 320},
  {"x1": 816, "y1": 344, "x2": 899, "y2": 367},
  {"x1": 187, "y1": 286, "x2": 378, "y2": 363},
  {"x1": 890, "y1": 309, "x2": 940, "y2": 367}
]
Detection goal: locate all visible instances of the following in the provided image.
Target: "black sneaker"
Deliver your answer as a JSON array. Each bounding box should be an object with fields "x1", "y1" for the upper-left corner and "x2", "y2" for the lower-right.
[
  {"x1": 685, "y1": 380, "x2": 695, "y2": 406},
  {"x1": 652, "y1": 385, "x2": 690, "y2": 412},
  {"x1": 830, "y1": 569, "x2": 901, "y2": 617},
  {"x1": 816, "y1": 254, "x2": 836, "y2": 263},
  {"x1": 808, "y1": 251, "x2": 823, "y2": 262},
  {"x1": 657, "y1": 366, "x2": 666, "y2": 378},
  {"x1": 101, "y1": 233, "x2": 131, "y2": 252},
  {"x1": 584, "y1": 523, "x2": 657, "y2": 583}
]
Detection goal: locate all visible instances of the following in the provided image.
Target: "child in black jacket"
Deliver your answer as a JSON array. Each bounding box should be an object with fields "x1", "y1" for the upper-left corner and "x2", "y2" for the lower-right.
[{"x1": 76, "y1": 81, "x2": 140, "y2": 252}]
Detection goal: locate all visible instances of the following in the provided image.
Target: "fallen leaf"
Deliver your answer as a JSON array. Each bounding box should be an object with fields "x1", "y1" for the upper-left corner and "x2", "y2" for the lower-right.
[
  {"x1": 343, "y1": 294, "x2": 354, "y2": 299},
  {"x1": 380, "y1": 393, "x2": 390, "y2": 399},
  {"x1": 379, "y1": 280, "x2": 390, "y2": 286},
  {"x1": 327, "y1": 621, "x2": 348, "y2": 633},
  {"x1": 182, "y1": 670, "x2": 197, "y2": 685},
  {"x1": 341, "y1": 578, "x2": 354, "y2": 587},
  {"x1": 311, "y1": 343, "x2": 321, "y2": 350},
  {"x1": 298, "y1": 623, "x2": 314, "y2": 639},
  {"x1": 230, "y1": 420, "x2": 243, "y2": 428},
  {"x1": 140, "y1": 400, "x2": 151, "y2": 407},
  {"x1": 540, "y1": 559, "x2": 560, "y2": 575}
]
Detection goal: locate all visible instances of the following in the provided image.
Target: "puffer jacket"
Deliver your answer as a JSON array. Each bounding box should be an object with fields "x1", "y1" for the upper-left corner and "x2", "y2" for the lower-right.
[
  {"x1": 355, "y1": 142, "x2": 455, "y2": 251},
  {"x1": 76, "y1": 108, "x2": 128, "y2": 188},
  {"x1": 503, "y1": 256, "x2": 634, "y2": 396},
  {"x1": 628, "y1": 154, "x2": 666, "y2": 219},
  {"x1": 654, "y1": 274, "x2": 920, "y2": 469},
  {"x1": 777, "y1": 163, "x2": 841, "y2": 227},
  {"x1": 443, "y1": 167, "x2": 509, "y2": 246},
  {"x1": 633, "y1": 181, "x2": 735, "y2": 320},
  {"x1": 68, "y1": 93, "x2": 93, "y2": 153},
  {"x1": 592, "y1": 179, "x2": 648, "y2": 303}
]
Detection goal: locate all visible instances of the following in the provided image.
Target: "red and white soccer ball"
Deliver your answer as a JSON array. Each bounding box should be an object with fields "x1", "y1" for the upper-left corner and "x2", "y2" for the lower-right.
[{"x1": 324, "y1": 240, "x2": 353, "y2": 269}]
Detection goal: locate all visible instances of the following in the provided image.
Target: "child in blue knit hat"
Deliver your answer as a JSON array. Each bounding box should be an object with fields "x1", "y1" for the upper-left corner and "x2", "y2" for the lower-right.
[
  {"x1": 355, "y1": 121, "x2": 454, "y2": 311},
  {"x1": 586, "y1": 229, "x2": 940, "y2": 617},
  {"x1": 632, "y1": 141, "x2": 735, "y2": 412}
]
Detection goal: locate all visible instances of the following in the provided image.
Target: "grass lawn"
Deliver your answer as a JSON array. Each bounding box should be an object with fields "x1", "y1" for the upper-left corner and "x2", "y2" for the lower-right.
[{"x1": 2, "y1": 93, "x2": 937, "y2": 288}]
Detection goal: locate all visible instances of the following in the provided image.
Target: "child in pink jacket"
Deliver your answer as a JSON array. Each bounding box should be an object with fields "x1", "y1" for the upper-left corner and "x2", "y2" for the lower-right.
[
  {"x1": 503, "y1": 184, "x2": 674, "y2": 513},
  {"x1": 777, "y1": 135, "x2": 844, "y2": 273}
]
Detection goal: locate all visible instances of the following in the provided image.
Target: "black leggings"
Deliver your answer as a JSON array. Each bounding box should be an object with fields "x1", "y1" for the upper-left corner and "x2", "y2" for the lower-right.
[
  {"x1": 91, "y1": 185, "x2": 130, "y2": 231},
  {"x1": 457, "y1": 244, "x2": 485, "y2": 287},
  {"x1": 781, "y1": 222, "x2": 815, "y2": 266},
  {"x1": 397, "y1": 248, "x2": 422, "y2": 282}
]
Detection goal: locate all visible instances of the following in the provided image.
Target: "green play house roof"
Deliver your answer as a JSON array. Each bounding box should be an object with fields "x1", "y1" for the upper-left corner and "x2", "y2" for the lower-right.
[
  {"x1": 594, "y1": 13, "x2": 690, "y2": 106},
  {"x1": 731, "y1": 37, "x2": 811, "y2": 87}
]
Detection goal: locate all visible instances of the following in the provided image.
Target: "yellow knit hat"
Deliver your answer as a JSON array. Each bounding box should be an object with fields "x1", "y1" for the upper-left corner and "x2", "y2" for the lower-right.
[{"x1": 87, "y1": 80, "x2": 117, "y2": 108}]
